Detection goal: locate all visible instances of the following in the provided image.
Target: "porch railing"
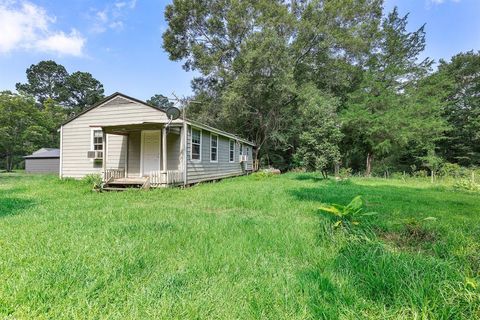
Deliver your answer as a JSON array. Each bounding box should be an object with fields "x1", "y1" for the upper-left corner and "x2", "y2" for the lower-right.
[
  {"x1": 150, "y1": 170, "x2": 184, "y2": 187},
  {"x1": 104, "y1": 168, "x2": 125, "y2": 182}
]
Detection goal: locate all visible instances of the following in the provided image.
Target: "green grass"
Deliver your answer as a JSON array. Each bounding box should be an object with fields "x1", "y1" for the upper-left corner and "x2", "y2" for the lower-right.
[{"x1": 0, "y1": 172, "x2": 479, "y2": 319}]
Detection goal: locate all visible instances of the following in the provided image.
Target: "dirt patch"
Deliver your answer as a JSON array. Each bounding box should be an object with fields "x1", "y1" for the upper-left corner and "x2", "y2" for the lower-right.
[{"x1": 377, "y1": 221, "x2": 438, "y2": 252}]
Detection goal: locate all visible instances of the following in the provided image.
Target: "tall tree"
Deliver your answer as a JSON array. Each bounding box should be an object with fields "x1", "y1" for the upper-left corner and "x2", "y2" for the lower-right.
[
  {"x1": 435, "y1": 51, "x2": 480, "y2": 166},
  {"x1": 16, "y1": 60, "x2": 105, "y2": 111},
  {"x1": 163, "y1": 0, "x2": 383, "y2": 164},
  {"x1": 146, "y1": 94, "x2": 174, "y2": 109},
  {"x1": 342, "y1": 8, "x2": 435, "y2": 175},
  {"x1": 16, "y1": 60, "x2": 69, "y2": 104},
  {"x1": 66, "y1": 72, "x2": 105, "y2": 112}
]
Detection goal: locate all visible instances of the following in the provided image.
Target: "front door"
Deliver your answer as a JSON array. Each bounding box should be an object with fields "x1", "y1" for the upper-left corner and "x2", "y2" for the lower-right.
[{"x1": 142, "y1": 130, "x2": 160, "y2": 176}]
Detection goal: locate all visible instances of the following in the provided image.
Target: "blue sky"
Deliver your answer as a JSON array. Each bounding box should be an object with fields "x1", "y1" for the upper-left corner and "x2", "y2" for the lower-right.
[{"x1": 0, "y1": 0, "x2": 479, "y2": 101}]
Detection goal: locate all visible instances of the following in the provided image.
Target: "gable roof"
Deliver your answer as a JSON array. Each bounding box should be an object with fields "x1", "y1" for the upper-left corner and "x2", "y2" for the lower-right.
[
  {"x1": 60, "y1": 92, "x2": 256, "y2": 146},
  {"x1": 24, "y1": 148, "x2": 60, "y2": 159},
  {"x1": 61, "y1": 92, "x2": 166, "y2": 126}
]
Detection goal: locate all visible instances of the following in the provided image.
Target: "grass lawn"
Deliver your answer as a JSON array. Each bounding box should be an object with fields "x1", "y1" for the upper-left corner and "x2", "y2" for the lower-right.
[{"x1": 0, "y1": 172, "x2": 479, "y2": 319}]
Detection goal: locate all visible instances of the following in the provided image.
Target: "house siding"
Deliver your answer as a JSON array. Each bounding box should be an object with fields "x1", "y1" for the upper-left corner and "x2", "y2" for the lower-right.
[
  {"x1": 186, "y1": 125, "x2": 252, "y2": 184},
  {"x1": 61, "y1": 96, "x2": 170, "y2": 178},
  {"x1": 25, "y1": 158, "x2": 59, "y2": 173},
  {"x1": 127, "y1": 131, "x2": 141, "y2": 177}
]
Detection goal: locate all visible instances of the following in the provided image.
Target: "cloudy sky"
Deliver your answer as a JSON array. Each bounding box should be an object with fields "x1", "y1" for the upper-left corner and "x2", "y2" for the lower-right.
[{"x1": 0, "y1": 0, "x2": 479, "y2": 100}]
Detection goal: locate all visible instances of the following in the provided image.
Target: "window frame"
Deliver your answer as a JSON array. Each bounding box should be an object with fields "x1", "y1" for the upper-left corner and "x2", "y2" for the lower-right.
[
  {"x1": 210, "y1": 133, "x2": 218, "y2": 163},
  {"x1": 91, "y1": 128, "x2": 104, "y2": 151},
  {"x1": 229, "y1": 139, "x2": 235, "y2": 163},
  {"x1": 190, "y1": 127, "x2": 202, "y2": 162},
  {"x1": 239, "y1": 143, "x2": 243, "y2": 156}
]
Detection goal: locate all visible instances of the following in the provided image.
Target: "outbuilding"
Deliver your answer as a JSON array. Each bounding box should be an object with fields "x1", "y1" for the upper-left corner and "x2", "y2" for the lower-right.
[{"x1": 24, "y1": 148, "x2": 60, "y2": 174}]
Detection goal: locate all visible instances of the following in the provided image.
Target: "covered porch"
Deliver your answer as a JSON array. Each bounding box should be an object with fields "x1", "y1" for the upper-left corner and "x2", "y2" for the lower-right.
[{"x1": 97, "y1": 122, "x2": 185, "y2": 188}]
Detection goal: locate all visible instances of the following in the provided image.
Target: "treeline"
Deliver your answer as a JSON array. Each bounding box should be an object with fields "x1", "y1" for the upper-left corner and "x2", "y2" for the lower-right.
[
  {"x1": 0, "y1": 60, "x2": 174, "y2": 171},
  {"x1": 0, "y1": 60, "x2": 105, "y2": 171},
  {"x1": 162, "y1": 0, "x2": 480, "y2": 175}
]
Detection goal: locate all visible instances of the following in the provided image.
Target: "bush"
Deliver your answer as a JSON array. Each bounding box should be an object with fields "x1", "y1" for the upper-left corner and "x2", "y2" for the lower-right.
[
  {"x1": 453, "y1": 179, "x2": 480, "y2": 192},
  {"x1": 413, "y1": 170, "x2": 428, "y2": 178},
  {"x1": 337, "y1": 167, "x2": 352, "y2": 180},
  {"x1": 82, "y1": 174, "x2": 102, "y2": 189},
  {"x1": 439, "y1": 163, "x2": 463, "y2": 178}
]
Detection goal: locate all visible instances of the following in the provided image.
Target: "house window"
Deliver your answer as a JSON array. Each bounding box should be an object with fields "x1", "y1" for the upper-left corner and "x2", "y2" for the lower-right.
[
  {"x1": 210, "y1": 134, "x2": 218, "y2": 162},
  {"x1": 229, "y1": 139, "x2": 235, "y2": 162},
  {"x1": 239, "y1": 143, "x2": 243, "y2": 156},
  {"x1": 92, "y1": 129, "x2": 103, "y2": 151},
  {"x1": 191, "y1": 128, "x2": 201, "y2": 161}
]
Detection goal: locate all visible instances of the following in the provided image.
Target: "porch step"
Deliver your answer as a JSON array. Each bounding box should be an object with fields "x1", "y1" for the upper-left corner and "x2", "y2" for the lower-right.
[{"x1": 102, "y1": 186, "x2": 136, "y2": 192}]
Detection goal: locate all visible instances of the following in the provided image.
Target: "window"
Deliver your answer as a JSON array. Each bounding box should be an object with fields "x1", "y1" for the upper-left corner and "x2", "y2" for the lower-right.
[
  {"x1": 229, "y1": 139, "x2": 235, "y2": 162},
  {"x1": 239, "y1": 143, "x2": 243, "y2": 156},
  {"x1": 92, "y1": 129, "x2": 103, "y2": 151},
  {"x1": 191, "y1": 128, "x2": 201, "y2": 161},
  {"x1": 210, "y1": 134, "x2": 218, "y2": 162}
]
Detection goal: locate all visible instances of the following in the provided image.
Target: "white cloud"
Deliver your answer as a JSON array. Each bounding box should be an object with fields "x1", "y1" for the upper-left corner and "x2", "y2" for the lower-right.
[
  {"x1": 91, "y1": 0, "x2": 137, "y2": 33},
  {"x1": 0, "y1": 1, "x2": 85, "y2": 56},
  {"x1": 427, "y1": 0, "x2": 461, "y2": 5}
]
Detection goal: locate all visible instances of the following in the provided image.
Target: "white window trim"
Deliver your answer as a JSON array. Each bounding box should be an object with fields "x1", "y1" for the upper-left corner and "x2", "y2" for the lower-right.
[
  {"x1": 229, "y1": 139, "x2": 235, "y2": 163},
  {"x1": 210, "y1": 133, "x2": 218, "y2": 163},
  {"x1": 190, "y1": 126, "x2": 202, "y2": 162},
  {"x1": 90, "y1": 127, "x2": 103, "y2": 162}
]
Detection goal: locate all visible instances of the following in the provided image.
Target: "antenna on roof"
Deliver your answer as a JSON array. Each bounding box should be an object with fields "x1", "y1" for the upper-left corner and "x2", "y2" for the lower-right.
[{"x1": 170, "y1": 92, "x2": 201, "y2": 121}]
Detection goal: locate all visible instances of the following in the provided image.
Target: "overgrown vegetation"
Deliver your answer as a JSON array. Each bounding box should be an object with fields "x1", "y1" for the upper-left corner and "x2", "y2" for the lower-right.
[
  {"x1": 0, "y1": 172, "x2": 479, "y2": 318},
  {"x1": 163, "y1": 0, "x2": 480, "y2": 174}
]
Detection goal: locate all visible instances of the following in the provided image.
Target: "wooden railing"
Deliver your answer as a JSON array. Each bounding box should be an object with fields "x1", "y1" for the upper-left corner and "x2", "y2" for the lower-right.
[
  {"x1": 149, "y1": 170, "x2": 184, "y2": 187},
  {"x1": 104, "y1": 168, "x2": 125, "y2": 181}
]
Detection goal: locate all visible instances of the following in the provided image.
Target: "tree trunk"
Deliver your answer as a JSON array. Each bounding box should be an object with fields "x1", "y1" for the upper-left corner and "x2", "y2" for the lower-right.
[
  {"x1": 334, "y1": 162, "x2": 340, "y2": 177},
  {"x1": 5, "y1": 154, "x2": 12, "y2": 172},
  {"x1": 366, "y1": 153, "x2": 374, "y2": 177}
]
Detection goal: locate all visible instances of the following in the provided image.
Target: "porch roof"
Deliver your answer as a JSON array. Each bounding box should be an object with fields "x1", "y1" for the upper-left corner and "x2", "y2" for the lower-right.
[{"x1": 91, "y1": 122, "x2": 182, "y2": 135}]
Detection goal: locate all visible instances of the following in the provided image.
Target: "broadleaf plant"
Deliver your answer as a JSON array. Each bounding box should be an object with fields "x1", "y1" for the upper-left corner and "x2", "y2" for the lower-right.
[{"x1": 318, "y1": 196, "x2": 377, "y2": 228}]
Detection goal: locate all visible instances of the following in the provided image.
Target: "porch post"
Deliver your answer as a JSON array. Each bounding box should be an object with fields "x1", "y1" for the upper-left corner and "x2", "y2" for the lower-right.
[
  {"x1": 162, "y1": 127, "x2": 168, "y2": 182},
  {"x1": 102, "y1": 130, "x2": 107, "y2": 180}
]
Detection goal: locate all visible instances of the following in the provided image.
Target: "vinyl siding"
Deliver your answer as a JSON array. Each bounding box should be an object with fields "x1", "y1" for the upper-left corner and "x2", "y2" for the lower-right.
[
  {"x1": 186, "y1": 125, "x2": 248, "y2": 184},
  {"x1": 25, "y1": 158, "x2": 59, "y2": 173},
  {"x1": 127, "y1": 131, "x2": 141, "y2": 177},
  {"x1": 61, "y1": 96, "x2": 170, "y2": 178},
  {"x1": 166, "y1": 131, "x2": 181, "y2": 170}
]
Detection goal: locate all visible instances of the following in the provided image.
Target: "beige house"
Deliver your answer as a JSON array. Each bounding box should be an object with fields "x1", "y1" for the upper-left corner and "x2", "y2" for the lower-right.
[{"x1": 59, "y1": 92, "x2": 255, "y2": 188}]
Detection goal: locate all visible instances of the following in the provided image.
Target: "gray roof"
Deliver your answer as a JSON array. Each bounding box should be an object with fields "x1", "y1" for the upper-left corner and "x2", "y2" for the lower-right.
[{"x1": 24, "y1": 148, "x2": 60, "y2": 159}]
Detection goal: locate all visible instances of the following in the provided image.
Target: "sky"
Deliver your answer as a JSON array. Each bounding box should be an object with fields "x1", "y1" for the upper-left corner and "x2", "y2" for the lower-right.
[{"x1": 0, "y1": 0, "x2": 479, "y2": 101}]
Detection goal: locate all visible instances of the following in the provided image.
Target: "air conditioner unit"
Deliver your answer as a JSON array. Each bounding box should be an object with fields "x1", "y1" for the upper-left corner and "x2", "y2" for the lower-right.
[
  {"x1": 87, "y1": 150, "x2": 103, "y2": 160},
  {"x1": 239, "y1": 155, "x2": 248, "y2": 162}
]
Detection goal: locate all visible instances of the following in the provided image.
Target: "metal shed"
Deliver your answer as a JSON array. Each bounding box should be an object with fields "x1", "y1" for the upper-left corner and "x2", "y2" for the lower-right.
[{"x1": 24, "y1": 148, "x2": 60, "y2": 174}]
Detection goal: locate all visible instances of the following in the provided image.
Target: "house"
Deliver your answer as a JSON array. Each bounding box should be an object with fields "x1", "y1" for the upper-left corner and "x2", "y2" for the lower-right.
[
  {"x1": 59, "y1": 92, "x2": 255, "y2": 188},
  {"x1": 24, "y1": 148, "x2": 60, "y2": 174}
]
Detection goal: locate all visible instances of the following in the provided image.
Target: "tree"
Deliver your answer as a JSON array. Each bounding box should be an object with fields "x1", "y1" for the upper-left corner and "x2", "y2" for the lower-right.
[
  {"x1": 435, "y1": 51, "x2": 480, "y2": 166},
  {"x1": 146, "y1": 94, "x2": 174, "y2": 109},
  {"x1": 342, "y1": 8, "x2": 434, "y2": 175},
  {"x1": 66, "y1": 72, "x2": 105, "y2": 112},
  {"x1": 16, "y1": 60, "x2": 105, "y2": 111},
  {"x1": 294, "y1": 84, "x2": 342, "y2": 177},
  {"x1": 0, "y1": 92, "x2": 44, "y2": 171},
  {"x1": 16, "y1": 60, "x2": 69, "y2": 104},
  {"x1": 163, "y1": 0, "x2": 383, "y2": 166}
]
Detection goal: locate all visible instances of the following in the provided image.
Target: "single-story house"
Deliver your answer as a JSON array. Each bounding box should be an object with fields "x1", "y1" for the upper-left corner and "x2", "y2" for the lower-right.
[
  {"x1": 59, "y1": 92, "x2": 256, "y2": 188},
  {"x1": 24, "y1": 148, "x2": 60, "y2": 174}
]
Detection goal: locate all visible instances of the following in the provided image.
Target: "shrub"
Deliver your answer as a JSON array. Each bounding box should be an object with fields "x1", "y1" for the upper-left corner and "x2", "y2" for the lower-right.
[
  {"x1": 439, "y1": 163, "x2": 463, "y2": 178},
  {"x1": 337, "y1": 167, "x2": 352, "y2": 180},
  {"x1": 318, "y1": 196, "x2": 377, "y2": 228},
  {"x1": 453, "y1": 179, "x2": 480, "y2": 192},
  {"x1": 413, "y1": 170, "x2": 428, "y2": 178},
  {"x1": 82, "y1": 174, "x2": 102, "y2": 189}
]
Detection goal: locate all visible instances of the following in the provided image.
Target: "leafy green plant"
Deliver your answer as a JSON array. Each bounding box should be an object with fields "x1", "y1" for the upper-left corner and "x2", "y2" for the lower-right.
[
  {"x1": 453, "y1": 179, "x2": 480, "y2": 192},
  {"x1": 318, "y1": 196, "x2": 377, "y2": 228},
  {"x1": 82, "y1": 173, "x2": 102, "y2": 190}
]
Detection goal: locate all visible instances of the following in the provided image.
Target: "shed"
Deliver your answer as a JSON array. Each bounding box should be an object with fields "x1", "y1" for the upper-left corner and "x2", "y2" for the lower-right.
[{"x1": 24, "y1": 148, "x2": 60, "y2": 174}]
